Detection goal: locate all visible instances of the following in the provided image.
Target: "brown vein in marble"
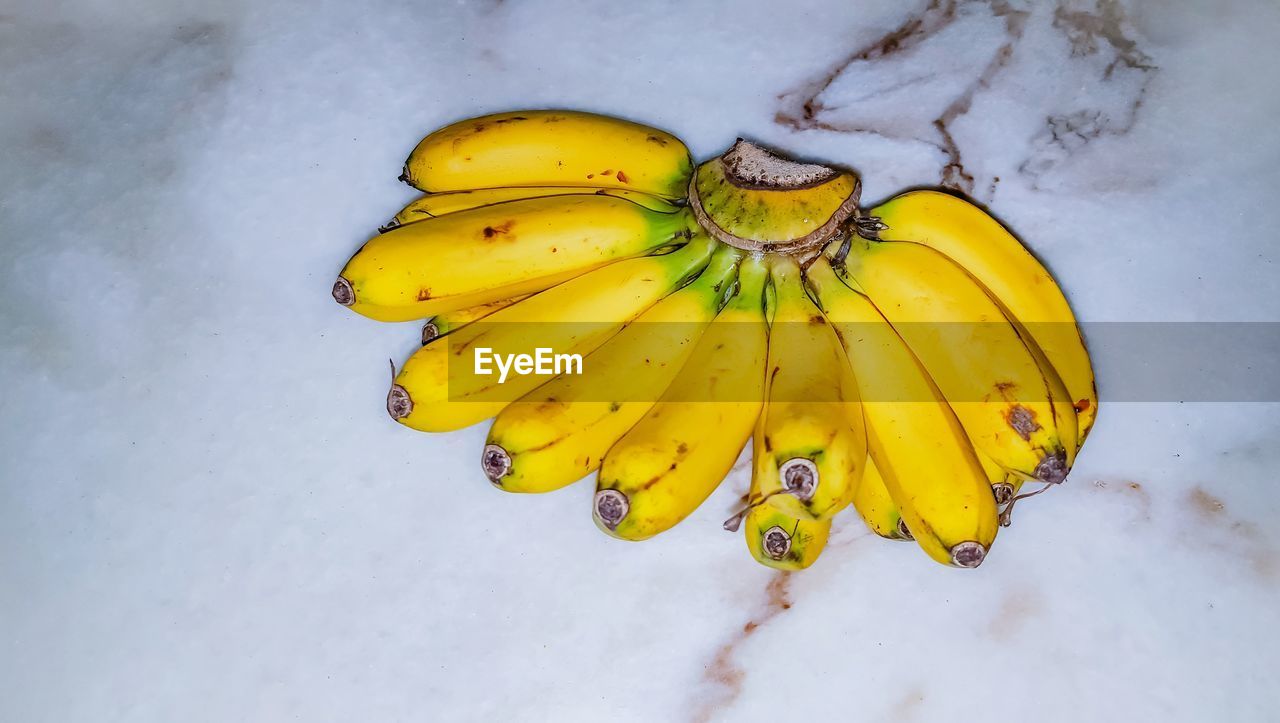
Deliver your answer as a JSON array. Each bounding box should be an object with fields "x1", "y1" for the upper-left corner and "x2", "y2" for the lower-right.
[
  {"x1": 934, "y1": 2, "x2": 1027, "y2": 191},
  {"x1": 775, "y1": 0, "x2": 959, "y2": 134},
  {"x1": 775, "y1": 0, "x2": 1157, "y2": 195},
  {"x1": 986, "y1": 586, "x2": 1045, "y2": 642},
  {"x1": 774, "y1": 0, "x2": 1026, "y2": 194},
  {"x1": 1185, "y1": 486, "x2": 1276, "y2": 581},
  {"x1": 1091, "y1": 479, "x2": 1152, "y2": 523},
  {"x1": 1055, "y1": 0, "x2": 1155, "y2": 71},
  {"x1": 890, "y1": 685, "x2": 927, "y2": 721},
  {"x1": 1094, "y1": 479, "x2": 1276, "y2": 581},
  {"x1": 1017, "y1": 0, "x2": 1158, "y2": 187},
  {"x1": 691, "y1": 573, "x2": 793, "y2": 723}
]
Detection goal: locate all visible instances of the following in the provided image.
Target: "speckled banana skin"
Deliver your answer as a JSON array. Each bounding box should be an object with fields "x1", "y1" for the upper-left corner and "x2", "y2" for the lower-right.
[{"x1": 401, "y1": 110, "x2": 693, "y2": 198}]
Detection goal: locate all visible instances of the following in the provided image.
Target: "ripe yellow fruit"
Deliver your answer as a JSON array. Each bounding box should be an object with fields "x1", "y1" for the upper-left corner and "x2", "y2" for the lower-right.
[
  {"x1": 594, "y1": 255, "x2": 769, "y2": 540},
  {"x1": 483, "y1": 244, "x2": 743, "y2": 494},
  {"x1": 752, "y1": 255, "x2": 865, "y2": 521},
  {"x1": 335, "y1": 194, "x2": 694, "y2": 322},
  {"x1": 401, "y1": 110, "x2": 693, "y2": 198},
  {"x1": 874, "y1": 191, "x2": 1097, "y2": 445},
  {"x1": 388, "y1": 233, "x2": 716, "y2": 432}
]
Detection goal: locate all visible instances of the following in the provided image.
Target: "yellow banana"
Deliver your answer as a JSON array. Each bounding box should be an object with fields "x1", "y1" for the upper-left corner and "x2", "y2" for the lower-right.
[
  {"x1": 388, "y1": 233, "x2": 717, "y2": 432},
  {"x1": 334, "y1": 194, "x2": 695, "y2": 322},
  {"x1": 743, "y1": 505, "x2": 831, "y2": 571},
  {"x1": 483, "y1": 244, "x2": 743, "y2": 494},
  {"x1": 841, "y1": 236, "x2": 1076, "y2": 486},
  {"x1": 593, "y1": 255, "x2": 769, "y2": 540},
  {"x1": 751, "y1": 254, "x2": 865, "y2": 521},
  {"x1": 384, "y1": 187, "x2": 679, "y2": 231},
  {"x1": 400, "y1": 110, "x2": 693, "y2": 198},
  {"x1": 851, "y1": 456, "x2": 910, "y2": 541},
  {"x1": 807, "y1": 256, "x2": 998, "y2": 567},
  {"x1": 873, "y1": 191, "x2": 1097, "y2": 445},
  {"x1": 421, "y1": 295, "x2": 531, "y2": 345}
]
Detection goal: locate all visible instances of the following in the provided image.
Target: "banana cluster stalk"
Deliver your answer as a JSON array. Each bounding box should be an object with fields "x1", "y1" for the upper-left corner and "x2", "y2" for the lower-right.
[{"x1": 333, "y1": 109, "x2": 1098, "y2": 571}]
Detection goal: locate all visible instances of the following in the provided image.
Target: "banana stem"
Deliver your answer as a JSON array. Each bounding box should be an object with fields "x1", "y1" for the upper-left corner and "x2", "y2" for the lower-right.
[{"x1": 688, "y1": 140, "x2": 860, "y2": 257}]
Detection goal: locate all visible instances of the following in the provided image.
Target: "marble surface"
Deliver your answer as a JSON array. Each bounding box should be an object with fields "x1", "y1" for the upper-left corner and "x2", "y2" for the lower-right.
[{"x1": 3, "y1": 0, "x2": 1279, "y2": 720}]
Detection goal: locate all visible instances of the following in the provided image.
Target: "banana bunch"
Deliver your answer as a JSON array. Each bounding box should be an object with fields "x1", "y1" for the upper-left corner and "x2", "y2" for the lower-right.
[{"x1": 333, "y1": 110, "x2": 1096, "y2": 571}]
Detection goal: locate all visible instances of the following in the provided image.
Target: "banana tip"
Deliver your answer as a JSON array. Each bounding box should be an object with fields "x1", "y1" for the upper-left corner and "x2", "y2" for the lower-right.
[
  {"x1": 593, "y1": 489, "x2": 629, "y2": 529},
  {"x1": 421, "y1": 321, "x2": 440, "y2": 345},
  {"x1": 481, "y1": 444, "x2": 512, "y2": 485},
  {"x1": 332, "y1": 277, "x2": 355, "y2": 306},
  {"x1": 992, "y1": 482, "x2": 1015, "y2": 506},
  {"x1": 895, "y1": 518, "x2": 914, "y2": 541},
  {"x1": 1034, "y1": 453, "x2": 1069, "y2": 486},
  {"x1": 950, "y1": 541, "x2": 987, "y2": 569},
  {"x1": 386, "y1": 384, "x2": 413, "y2": 420},
  {"x1": 761, "y1": 526, "x2": 792, "y2": 560},
  {"x1": 779, "y1": 458, "x2": 818, "y2": 501}
]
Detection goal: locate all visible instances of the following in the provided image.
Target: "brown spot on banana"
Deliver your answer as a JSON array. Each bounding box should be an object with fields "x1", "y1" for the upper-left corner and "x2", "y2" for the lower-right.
[
  {"x1": 1006, "y1": 405, "x2": 1041, "y2": 441},
  {"x1": 482, "y1": 221, "x2": 515, "y2": 239}
]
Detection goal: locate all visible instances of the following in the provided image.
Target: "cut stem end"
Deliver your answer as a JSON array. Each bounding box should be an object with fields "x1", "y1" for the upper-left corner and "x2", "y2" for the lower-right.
[
  {"x1": 992, "y1": 482, "x2": 1015, "y2": 506},
  {"x1": 481, "y1": 444, "x2": 512, "y2": 485},
  {"x1": 779, "y1": 458, "x2": 818, "y2": 501},
  {"x1": 386, "y1": 384, "x2": 413, "y2": 420},
  {"x1": 761, "y1": 526, "x2": 792, "y2": 560},
  {"x1": 332, "y1": 277, "x2": 355, "y2": 306},
  {"x1": 1034, "y1": 453, "x2": 1069, "y2": 485},
  {"x1": 950, "y1": 541, "x2": 987, "y2": 569},
  {"x1": 594, "y1": 489, "x2": 629, "y2": 529}
]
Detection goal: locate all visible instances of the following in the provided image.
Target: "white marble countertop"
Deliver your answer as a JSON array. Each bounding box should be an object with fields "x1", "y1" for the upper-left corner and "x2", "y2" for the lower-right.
[{"x1": 3, "y1": 0, "x2": 1279, "y2": 720}]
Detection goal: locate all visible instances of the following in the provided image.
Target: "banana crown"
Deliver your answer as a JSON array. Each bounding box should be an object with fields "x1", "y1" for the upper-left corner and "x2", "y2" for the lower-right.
[{"x1": 690, "y1": 140, "x2": 861, "y2": 257}]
